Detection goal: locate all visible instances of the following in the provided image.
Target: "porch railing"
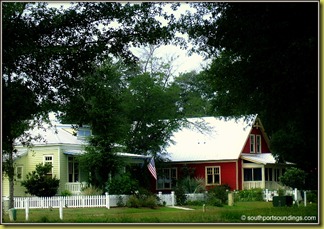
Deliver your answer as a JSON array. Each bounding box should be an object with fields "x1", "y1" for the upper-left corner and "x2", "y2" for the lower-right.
[
  {"x1": 64, "y1": 182, "x2": 86, "y2": 194},
  {"x1": 243, "y1": 181, "x2": 263, "y2": 189}
]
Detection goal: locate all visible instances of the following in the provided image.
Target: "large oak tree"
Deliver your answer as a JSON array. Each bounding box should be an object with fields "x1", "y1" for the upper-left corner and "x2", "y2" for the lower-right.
[
  {"x1": 2, "y1": 2, "x2": 181, "y2": 207},
  {"x1": 179, "y1": 2, "x2": 319, "y2": 188}
]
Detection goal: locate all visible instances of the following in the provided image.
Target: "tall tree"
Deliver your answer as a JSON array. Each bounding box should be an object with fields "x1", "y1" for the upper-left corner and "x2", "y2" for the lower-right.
[
  {"x1": 171, "y1": 71, "x2": 212, "y2": 117},
  {"x1": 2, "y1": 2, "x2": 181, "y2": 207},
  {"x1": 179, "y1": 2, "x2": 318, "y2": 188}
]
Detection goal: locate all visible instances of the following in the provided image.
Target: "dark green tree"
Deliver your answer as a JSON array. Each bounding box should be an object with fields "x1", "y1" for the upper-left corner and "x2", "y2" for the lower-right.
[
  {"x1": 279, "y1": 167, "x2": 307, "y2": 190},
  {"x1": 122, "y1": 73, "x2": 183, "y2": 157},
  {"x1": 21, "y1": 163, "x2": 60, "y2": 197},
  {"x1": 179, "y1": 2, "x2": 318, "y2": 188},
  {"x1": 2, "y1": 2, "x2": 181, "y2": 207},
  {"x1": 171, "y1": 71, "x2": 212, "y2": 117}
]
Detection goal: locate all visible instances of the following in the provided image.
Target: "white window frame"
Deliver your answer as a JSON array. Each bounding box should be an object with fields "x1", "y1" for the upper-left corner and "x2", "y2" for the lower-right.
[
  {"x1": 250, "y1": 134, "x2": 255, "y2": 153},
  {"x1": 205, "y1": 166, "x2": 221, "y2": 186},
  {"x1": 256, "y1": 135, "x2": 262, "y2": 153},
  {"x1": 16, "y1": 166, "x2": 23, "y2": 181},
  {"x1": 43, "y1": 155, "x2": 53, "y2": 178}
]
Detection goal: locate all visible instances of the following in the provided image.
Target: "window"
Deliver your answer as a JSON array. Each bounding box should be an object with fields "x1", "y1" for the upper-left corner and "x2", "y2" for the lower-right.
[
  {"x1": 16, "y1": 166, "x2": 23, "y2": 181},
  {"x1": 250, "y1": 135, "x2": 255, "y2": 153},
  {"x1": 77, "y1": 127, "x2": 91, "y2": 139},
  {"x1": 44, "y1": 155, "x2": 53, "y2": 178},
  {"x1": 256, "y1": 135, "x2": 261, "y2": 153},
  {"x1": 157, "y1": 168, "x2": 177, "y2": 189},
  {"x1": 244, "y1": 168, "x2": 262, "y2": 181},
  {"x1": 274, "y1": 168, "x2": 280, "y2": 182},
  {"x1": 206, "y1": 166, "x2": 220, "y2": 185},
  {"x1": 265, "y1": 168, "x2": 273, "y2": 181},
  {"x1": 68, "y1": 156, "x2": 79, "y2": 182}
]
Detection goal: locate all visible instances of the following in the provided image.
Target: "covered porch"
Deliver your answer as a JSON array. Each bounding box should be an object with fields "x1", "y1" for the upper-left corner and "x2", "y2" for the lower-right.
[
  {"x1": 241, "y1": 153, "x2": 292, "y2": 190},
  {"x1": 63, "y1": 151, "x2": 151, "y2": 194}
]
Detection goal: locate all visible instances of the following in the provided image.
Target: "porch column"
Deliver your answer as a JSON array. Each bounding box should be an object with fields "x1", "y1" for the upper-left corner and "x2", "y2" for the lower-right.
[{"x1": 261, "y1": 165, "x2": 265, "y2": 189}]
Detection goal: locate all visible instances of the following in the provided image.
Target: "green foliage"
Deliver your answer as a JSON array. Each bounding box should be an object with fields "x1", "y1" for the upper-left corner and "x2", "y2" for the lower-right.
[
  {"x1": 306, "y1": 191, "x2": 317, "y2": 203},
  {"x1": 117, "y1": 196, "x2": 125, "y2": 207},
  {"x1": 126, "y1": 195, "x2": 142, "y2": 208},
  {"x1": 81, "y1": 186, "x2": 103, "y2": 195},
  {"x1": 180, "y1": 3, "x2": 318, "y2": 188},
  {"x1": 207, "y1": 184, "x2": 231, "y2": 206},
  {"x1": 3, "y1": 2, "x2": 181, "y2": 208},
  {"x1": 78, "y1": 140, "x2": 123, "y2": 191},
  {"x1": 21, "y1": 163, "x2": 60, "y2": 197},
  {"x1": 180, "y1": 177, "x2": 206, "y2": 194},
  {"x1": 106, "y1": 172, "x2": 139, "y2": 195},
  {"x1": 174, "y1": 185, "x2": 187, "y2": 206},
  {"x1": 126, "y1": 192, "x2": 159, "y2": 209},
  {"x1": 122, "y1": 73, "x2": 183, "y2": 156},
  {"x1": 235, "y1": 188, "x2": 264, "y2": 202},
  {"x1": 279, "y1": 167, "x2": 307, "y2": 190},
  {"x1": 60, "y1": 190, "x2": 72, "y2": 196}
]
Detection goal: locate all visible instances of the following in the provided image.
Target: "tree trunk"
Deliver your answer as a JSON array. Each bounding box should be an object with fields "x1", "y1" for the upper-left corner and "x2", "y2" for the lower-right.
[{"x1": 7, "y1": 143, "x2": 15, "y2": 209}]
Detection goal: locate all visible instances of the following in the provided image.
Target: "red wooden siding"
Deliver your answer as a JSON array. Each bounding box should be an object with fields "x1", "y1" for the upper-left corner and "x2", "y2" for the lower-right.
[
  {"x1": 241, "y1": 127, "x2": 270, "y2": 153},
  {"x1": 169, "y1": 161, "x2": 238, "y2": 191}
]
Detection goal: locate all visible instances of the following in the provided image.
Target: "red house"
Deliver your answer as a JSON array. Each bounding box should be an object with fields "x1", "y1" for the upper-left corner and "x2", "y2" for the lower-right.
[{"x1": 155, "y1": 115, "x2": 292, "y2": 192}]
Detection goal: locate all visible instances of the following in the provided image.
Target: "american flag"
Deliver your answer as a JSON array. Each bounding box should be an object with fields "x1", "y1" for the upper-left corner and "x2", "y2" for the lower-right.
[{"x1": 147, "y1": 157, "x2": 157, "y2": 180}]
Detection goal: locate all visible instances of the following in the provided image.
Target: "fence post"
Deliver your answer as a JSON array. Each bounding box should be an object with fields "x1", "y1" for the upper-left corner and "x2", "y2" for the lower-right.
[
  {"x1": 105, "y1": 192, "x2": 110, "y2": 209},
  {"x1": 304, "y1": 191, "x2": 307, "y2": 207},
  {"x1": 59, "y1": 197, "x2": 63, "y2": 220},
  {"x1": 171, "y1": 191, "x2": 175, "y2": 206},
  {"x1": 158, "y1": 191, "x2": 162, "y2": 205},
  {"x1": 25, "y1": 198, "x2": 29, "y2": 221},
  {"x1": 294, "y1": 188, "x2": 298, "y2": 206}
]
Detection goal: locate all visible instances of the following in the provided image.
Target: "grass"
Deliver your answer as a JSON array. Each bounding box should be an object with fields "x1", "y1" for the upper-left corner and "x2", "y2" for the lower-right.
[{"x1": 2, "y1": 201, "x2": 318, "y2": 224}]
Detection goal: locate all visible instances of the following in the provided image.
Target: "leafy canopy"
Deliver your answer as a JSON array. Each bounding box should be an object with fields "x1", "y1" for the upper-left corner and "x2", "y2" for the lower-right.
[{"x1": 178, "y1": 3, "x2": 318, "y2": 186}]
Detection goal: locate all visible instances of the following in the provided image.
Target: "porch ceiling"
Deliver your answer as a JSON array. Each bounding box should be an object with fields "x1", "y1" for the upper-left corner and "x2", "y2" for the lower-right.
[{"x1": 240, "y1": 153, "x2": 277, "y2": 165}]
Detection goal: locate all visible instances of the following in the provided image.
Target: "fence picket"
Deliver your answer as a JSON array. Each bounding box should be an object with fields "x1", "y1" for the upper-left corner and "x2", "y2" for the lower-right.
[{"x1": 12, "y1": 192, "x2": 220, "y2": 209}]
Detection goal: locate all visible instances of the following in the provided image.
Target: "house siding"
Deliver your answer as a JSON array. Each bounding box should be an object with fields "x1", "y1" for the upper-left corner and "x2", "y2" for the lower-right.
[
  {"x1": 241, "y1": 127, "x2": 270, "y2": 153},
  {"x1": 3, "y1": 146, "x2": 60, "y2": 197},
  {"x1": 164, "y1": 161, "x2": 238, "y2": 192}
]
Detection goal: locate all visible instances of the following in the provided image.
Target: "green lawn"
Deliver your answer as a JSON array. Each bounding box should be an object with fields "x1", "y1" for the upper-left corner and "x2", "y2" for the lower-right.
[{"x1": 2, "y1": 201, "x2": 318, "y2": 224}]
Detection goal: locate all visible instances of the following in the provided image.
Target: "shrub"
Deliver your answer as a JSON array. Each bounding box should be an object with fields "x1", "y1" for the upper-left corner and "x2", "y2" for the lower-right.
[
  {"x1": 106, "y1": 172, "x2": 139, "y2": 195},
  {"x1": 143, "y1": 195, "x2": 158, "y2": 209},
  {"x1": 174, "y1": 185, "x2": 187, "y2": 206},
  {"x1": 126, "y1": 191, "x2": 159, "y2": 209},
  {"x1": 307, "y1": 191, "x2": 317, "y2": 203},
  {"x1": 208, "y1": 184, "x2": 231, "y2": 204},
  {"x1": 126, "y1": 195, "x2": 141, "y2": 208},
  {"x1": 60, "y1": 190, "x2": 72, "y2": 196},
  {"x1": 21, "y1": 163, "x2": 60, "y2": 197},
  {"x1": 117, "y1": 195, "x2": 125, "y2": 207},
  {"x1": 279, "y1": 167, "x2": 307, "y2": 190},
  {"x1": 81, "y1": 186, "x2": 102, "y2": 195},
  {"x1": 235, "y1": 188, "x2": 264, "y2": 201}
]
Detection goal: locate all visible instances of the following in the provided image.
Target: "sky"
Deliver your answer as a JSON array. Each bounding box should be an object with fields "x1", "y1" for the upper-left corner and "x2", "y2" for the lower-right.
[{"x1": 47, "y1": 2, "x2": 208, "y2": 75}]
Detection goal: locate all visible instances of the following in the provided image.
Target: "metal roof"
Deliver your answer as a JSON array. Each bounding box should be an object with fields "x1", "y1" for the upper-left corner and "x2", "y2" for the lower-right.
[
  {"x1": 165, "y1": 115, "x2": 257, "y2": 162},
  {"x1": 240, "y1": 153, "x2": 277, "y2": 165}
]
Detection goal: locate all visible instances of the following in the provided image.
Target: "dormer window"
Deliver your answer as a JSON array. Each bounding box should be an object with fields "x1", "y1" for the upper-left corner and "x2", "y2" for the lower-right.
[
  {"x1": 250, "y1": 135, "x2": 255, "y2": 153},
  {"x1": 77, "y1": 127, "x2": 91, "y2": 140},
  {"x1": 250, "y1": 134, "x2": 262, "y2": 153},
  {"x1": 256, "y1": 135, "x2": 261, "y2": 153}
]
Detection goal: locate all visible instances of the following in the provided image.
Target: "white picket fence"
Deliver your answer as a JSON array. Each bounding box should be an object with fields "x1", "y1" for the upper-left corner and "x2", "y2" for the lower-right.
[
  {"x1": 10, "y1": 192, "x2": 176, "y2": 209},
  {"x1": 5, "y1": 189, "x2": 304, "y2": 210}
]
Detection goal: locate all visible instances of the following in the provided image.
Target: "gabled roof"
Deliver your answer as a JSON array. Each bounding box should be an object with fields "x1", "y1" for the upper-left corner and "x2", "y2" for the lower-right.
[
  {"x1": 15, "y1": 124, "x2": 85, "y2": 146},
  {"x1": 165, "y1": 115, "x2": 258, "y2": 162}
]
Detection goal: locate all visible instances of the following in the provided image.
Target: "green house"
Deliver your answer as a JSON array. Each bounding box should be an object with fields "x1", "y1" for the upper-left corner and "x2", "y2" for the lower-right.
[{"x1": 2, "y1": 119, "x2": 150, "y2": 197}]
